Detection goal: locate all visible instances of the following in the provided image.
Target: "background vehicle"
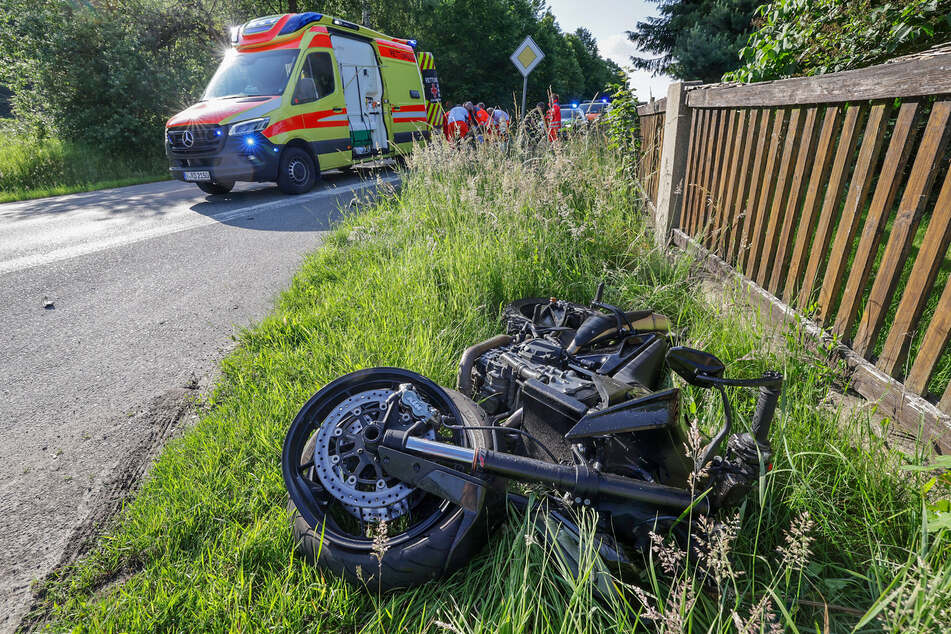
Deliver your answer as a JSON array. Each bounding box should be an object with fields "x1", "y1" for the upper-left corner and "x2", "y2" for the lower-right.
[
  {"x1": 580, "y1": 100, "x2": 611, "y2": 122},
  {"x1": 165, "y1": 13, "x2": 442, "y2": 195},
  {"x1": 282, "y1": 290, "x2": 783, "y2": 591},
  {"x1": 559, "y1": 105, "x2": 587, "y2": 132}
]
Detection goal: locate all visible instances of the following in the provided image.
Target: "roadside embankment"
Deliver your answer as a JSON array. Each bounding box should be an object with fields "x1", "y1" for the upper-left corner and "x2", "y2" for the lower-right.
[{"x1": 33, "y1": 132, "x2": 950, "y2": 633}]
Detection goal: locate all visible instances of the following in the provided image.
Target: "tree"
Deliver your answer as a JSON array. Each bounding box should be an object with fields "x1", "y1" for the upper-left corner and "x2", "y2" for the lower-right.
[
  {"x1": 567, "y1": 28, "x2": 623, "y2": 99},
  {"x1": 724, "y1": 0, "x2": 951, "y2": 83},
  {"x1": 0, "y1": 0, "x2": 622, "y2": 157},
  {"x1": 627, "y1": 0, "x2": 760, "y2": 82}
]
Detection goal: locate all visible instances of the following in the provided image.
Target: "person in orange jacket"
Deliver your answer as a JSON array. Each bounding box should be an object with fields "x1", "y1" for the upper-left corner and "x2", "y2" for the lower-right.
[
  {"x1": 546, "y1": 93, "x2": 561, "y2": 142},
  {"x1": 475, "y1": 102, "x2": 490, "y2": 129}
]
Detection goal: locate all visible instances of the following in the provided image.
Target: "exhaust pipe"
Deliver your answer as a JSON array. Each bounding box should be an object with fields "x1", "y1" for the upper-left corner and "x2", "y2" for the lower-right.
[{"x1": 456, "y1": 334, "x2": 511, "y2": 396}]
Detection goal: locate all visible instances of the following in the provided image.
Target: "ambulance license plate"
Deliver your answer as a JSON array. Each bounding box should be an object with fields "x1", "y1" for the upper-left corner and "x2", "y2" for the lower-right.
[{"x1": 184, "y1": 171, "x2": 211, "y2": 182}]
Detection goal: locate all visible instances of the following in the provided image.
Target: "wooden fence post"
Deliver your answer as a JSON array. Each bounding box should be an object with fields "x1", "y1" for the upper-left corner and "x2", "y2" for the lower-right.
[{"x1": 653, "y1": 81, "x2": 694, "y2": 247}]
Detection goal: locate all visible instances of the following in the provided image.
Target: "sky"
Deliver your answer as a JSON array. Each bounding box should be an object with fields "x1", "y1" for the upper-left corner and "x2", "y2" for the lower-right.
[{"x1": 546, "y1": 0, "x2": 672, "y2": 101}]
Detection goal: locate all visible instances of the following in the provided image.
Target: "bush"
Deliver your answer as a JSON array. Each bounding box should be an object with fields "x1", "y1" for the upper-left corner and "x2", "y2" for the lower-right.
[
  {"x1": 725, "y1": 0, "x2": 951, "y2": 82},
  {"x1": 0, "y1": 121, "x2": 166, "y2": 200},
  {"x1": 0, "y1": 0, "x2": 223, "y2": 157}
]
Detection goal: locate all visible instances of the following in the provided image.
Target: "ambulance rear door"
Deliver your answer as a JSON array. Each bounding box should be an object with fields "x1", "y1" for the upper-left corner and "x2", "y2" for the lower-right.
[{"x1": 330, "y1": 34, "x2": 388, "y2": 155}]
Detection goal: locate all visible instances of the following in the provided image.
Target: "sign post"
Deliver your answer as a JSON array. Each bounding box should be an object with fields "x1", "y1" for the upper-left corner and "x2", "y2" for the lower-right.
[{"x1": 510, "y1": 36, "x2": 545, "y2": 116}]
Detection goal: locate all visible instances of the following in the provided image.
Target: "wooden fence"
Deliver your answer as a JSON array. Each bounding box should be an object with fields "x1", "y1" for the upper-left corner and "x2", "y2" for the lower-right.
[
  {"x1": 637, "y1": 47, "x2": 951, "y2": 450},
  {"x1": 637, "y1": 99, "x2": 666, "y2": 204}
]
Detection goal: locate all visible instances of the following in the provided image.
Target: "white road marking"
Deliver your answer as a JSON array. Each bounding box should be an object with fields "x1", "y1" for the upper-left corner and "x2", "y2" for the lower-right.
[{"x1": 0, "y1": 176, "x2": 399, "y2": 276}]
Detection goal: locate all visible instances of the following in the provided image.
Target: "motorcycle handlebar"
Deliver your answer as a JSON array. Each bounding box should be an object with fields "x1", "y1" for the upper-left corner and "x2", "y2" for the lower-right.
[{"x1": 750, "y1": 374, "x2": 783, "y2": 444}]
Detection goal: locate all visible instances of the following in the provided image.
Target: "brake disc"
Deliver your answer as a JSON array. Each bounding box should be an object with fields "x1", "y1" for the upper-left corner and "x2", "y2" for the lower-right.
[{"x1": 312, "y1": 388, "x2": 435, "y2": 522}]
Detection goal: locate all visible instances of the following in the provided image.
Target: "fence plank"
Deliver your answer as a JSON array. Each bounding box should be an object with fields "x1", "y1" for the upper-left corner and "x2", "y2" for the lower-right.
[
  {"x1": 688, "y1": 110, "x2": 708, "y2": 234},
  {"x1": 686, "y1": 49, "x2": 951, "y2": 108},
  {"x1": 738, "y1": 110, "x2": 772, "y2": 270},
  {"x1": 680, "y1": 109, "x2": 700, "y2": 230},
  {"x1": 769, "y1": 106, "x2": 821, "y2": 294},
  {"x1": 693, "y1": 109, "x2": 717, "y2": 235},
  {"x1": 728, "y1": 110, "x2": 761, "y2": 263},
  {"x1": 784, "y1": 106, "x2": 843, "y2": 302},
  {"x1": 798, "y1": 104, "x2": 864, "y2": 308},
  {"x1": 818, "y1": 103, "x2": 891, "y2": 323},
  {"x1": 746, "y1": 110, "x2": 787, "y2": 280},
  {"x1": 699, "y1": 109, "x2": 725, "y2": 238},
  {"x1": 888, "y1": 168, "x2": 951, "y2": 389},
  {"x1": 707, "y1": 109, "x2": 734, "y2": 247},
  {"x1": 907, "y1": 276, "x2": 951, "y2": 396},
  {"x1": 833, "y1": 102, "x2": 921, "y2": 340},
  {"x1": 757, "y1": 107, "x2": 804, "y2": 287},
  {"x1": 718, "y1": 109, "x2": 748, "y2": 256},
  {"x1": 854, "y1": 100, "x2": 951, "y2": 357}
]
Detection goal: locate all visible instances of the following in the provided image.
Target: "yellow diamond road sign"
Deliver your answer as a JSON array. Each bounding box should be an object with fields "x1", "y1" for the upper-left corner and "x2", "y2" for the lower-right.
[{"x1": 510, "y1": 36, "x2": 544, "y2": 77}]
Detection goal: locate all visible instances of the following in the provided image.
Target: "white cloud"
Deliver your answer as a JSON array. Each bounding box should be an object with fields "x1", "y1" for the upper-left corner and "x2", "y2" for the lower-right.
[{"x1": 598, "y1": 32, "x2": 673, "y2": 102}]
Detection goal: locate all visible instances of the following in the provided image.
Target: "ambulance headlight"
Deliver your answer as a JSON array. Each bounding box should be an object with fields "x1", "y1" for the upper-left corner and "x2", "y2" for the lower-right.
[{"x1": 228, "y1": 118, "x2": 269, "y2": 136}]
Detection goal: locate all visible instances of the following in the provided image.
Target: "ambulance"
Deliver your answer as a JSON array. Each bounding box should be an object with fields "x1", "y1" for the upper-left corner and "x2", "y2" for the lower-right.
[{"x1": 165, "y1": 13, "x2": 443, "y2": 195}]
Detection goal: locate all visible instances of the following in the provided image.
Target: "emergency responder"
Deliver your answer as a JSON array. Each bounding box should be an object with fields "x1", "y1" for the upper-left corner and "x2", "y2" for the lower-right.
[
  {"x1": 546, "y1": 93, "x2": 561, "y2": 142},
  {"x1": 444, "y1": 102, "x2": 470, "y2": 141},
  {"x1": 475, "y1": 102, "x2": 490, "y2": 130},
  {"x1": 490, "y1": 107, "x2": 510, "y2": 138}
]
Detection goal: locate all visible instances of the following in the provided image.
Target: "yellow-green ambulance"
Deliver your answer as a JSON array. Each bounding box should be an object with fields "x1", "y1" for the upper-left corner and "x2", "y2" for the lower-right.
[{"x1": 165, "y1": 13, "x2": 442, "y2": 195}]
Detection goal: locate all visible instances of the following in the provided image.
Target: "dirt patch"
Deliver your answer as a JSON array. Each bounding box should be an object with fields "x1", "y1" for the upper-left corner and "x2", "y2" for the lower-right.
[{"x1": 17, "y1": 387, "x2": 198, "y2": 633}]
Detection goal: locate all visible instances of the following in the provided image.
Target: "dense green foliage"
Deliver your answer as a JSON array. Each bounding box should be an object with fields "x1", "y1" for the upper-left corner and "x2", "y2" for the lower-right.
[
  {"x1": 628, "y1": 0, "x2": 760, "y2": 82},
  {"x1": 724, "y1": 0, "x2": 951, "y2": 82},
  {"x1": 0, "y1": 0, "x2": 618, "y2": 162},
  {"x1": 31, "y1": 133, "x2": 951, "y2": 633},
  {"x1": 0, "y1": 123, "x2": 167, "y2": 203}
]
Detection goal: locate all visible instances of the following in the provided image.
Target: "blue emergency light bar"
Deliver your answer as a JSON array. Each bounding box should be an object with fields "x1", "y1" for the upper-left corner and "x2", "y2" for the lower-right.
[
  {"x1": 243, "y1": 15, "x2": 282, "y2": 35},
  {"x1": 279, "y1": 12, "x2": 323, "y2": 35},
  {"x1": 406, "y1": 39, "x2": 418, "y2": 48}
]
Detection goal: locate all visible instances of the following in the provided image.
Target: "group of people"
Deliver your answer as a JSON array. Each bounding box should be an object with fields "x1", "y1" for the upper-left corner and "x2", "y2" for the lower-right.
[
  {"x1": 442, "y1": 101, "x2": 511, "y2": 141},
  {"x1": 440, "y1": 94, "x2": 563, "y2": 143}
]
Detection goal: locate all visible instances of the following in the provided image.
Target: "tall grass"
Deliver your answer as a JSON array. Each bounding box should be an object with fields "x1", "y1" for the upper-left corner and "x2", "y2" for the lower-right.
[
  {"x1": 34, "y1": 129, "x2": 949, "y2": 632},
  {"x1": 0, "y1": 121, "x2": 167, "y2": 202}
]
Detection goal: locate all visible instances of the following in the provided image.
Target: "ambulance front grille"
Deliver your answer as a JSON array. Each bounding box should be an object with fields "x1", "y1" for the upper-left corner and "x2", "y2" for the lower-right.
[{"x1": 166, "y1": 125, "x2": 225, "y2": 154}]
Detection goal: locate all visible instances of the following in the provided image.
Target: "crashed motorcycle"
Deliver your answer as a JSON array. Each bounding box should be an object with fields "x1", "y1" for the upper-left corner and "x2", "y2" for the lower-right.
[{"x1": 281, "y1": 288, "x2": 783, "y2": 590}]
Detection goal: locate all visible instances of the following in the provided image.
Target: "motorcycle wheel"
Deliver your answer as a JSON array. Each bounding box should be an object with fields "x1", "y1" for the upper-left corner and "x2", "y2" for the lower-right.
[
  {"x1": 283, "y1": 368, "x2": 497, "y2": 591},
  {"x1": 502, "y1": 297, "x2": 553, "y2": 333}
]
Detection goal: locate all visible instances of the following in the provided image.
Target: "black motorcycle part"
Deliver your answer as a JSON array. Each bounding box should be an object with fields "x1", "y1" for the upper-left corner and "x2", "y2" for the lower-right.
[
  {"x1": 385, "y1": 429, "x2": 709, "y2": 514},
  {"x1": 284, "y1": 369, "x2": 497, "y2": 591},
  {"x1": 610, "y1": 335, "x2": 668, "y2": 389},
  {"x1": 565, "y1": 388, "x2": 680, "y2": 439},
  {"x1": 666, "y1": 346, "x2": 726, "y2": 386},
  {"x1": 520, "y1": 378, "x2": 588, "y2": 462},
  {"x1": 751, "y1": 375, "x2": 783, "y2": 443},
  {"x1": 377, "y1": 446, "x2": 488, "y2": 513}
]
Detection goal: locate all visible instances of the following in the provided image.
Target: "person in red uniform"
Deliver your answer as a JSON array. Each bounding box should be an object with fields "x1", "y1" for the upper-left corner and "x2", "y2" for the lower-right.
[
  {"x1": 444, "y1": 103, "x2": 470, "y2": 141},
  {"x1": 546, "y1": 93, "x2": 561, "y2": 142}
]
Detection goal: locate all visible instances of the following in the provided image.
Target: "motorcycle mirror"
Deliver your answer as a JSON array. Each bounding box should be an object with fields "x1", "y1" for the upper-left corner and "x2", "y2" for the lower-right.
[{"x1": 666, "y1": 346, "x2": 725, "y2": 387}]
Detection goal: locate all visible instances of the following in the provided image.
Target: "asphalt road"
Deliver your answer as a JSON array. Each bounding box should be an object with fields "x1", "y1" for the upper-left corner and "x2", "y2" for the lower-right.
[{"x1": 0, "y1": 170, "x2": 398, "y2": 631}]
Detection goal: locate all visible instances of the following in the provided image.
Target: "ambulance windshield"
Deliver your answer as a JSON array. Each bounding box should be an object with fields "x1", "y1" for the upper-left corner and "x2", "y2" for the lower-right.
[{"x1": 203, "y1": 49, "x2": 300, "y2": 100}]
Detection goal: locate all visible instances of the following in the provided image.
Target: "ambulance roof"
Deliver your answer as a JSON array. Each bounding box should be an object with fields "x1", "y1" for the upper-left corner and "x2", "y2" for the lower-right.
[{"x1": 232, "y1": 13, "x2": 417, "y2": 52}]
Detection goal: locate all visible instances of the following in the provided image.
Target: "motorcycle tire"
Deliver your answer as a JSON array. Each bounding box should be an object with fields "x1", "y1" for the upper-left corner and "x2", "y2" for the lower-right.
[
  {"x1": 288, "y1": 383, "x2": 498, "y2": 592},
  {"x1": 502, "y1": 297, "x2": 551, "y2": 333}
]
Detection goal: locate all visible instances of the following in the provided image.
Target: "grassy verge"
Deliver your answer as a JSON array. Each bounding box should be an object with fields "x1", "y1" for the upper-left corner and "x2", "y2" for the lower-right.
[
  {"x1": 0, "y1": 123, "x2": 167, "y2": 203},
  {"x1": 36, "y1": 132, "x2": 949, "y2": 632}
]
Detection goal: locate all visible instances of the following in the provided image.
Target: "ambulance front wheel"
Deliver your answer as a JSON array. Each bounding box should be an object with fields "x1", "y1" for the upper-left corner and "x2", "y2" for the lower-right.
[
  {"x1": 278, "y1": 147, "x2": 318, "y2": 195},
  {"x1": 197, "y1": 181, "x2": 234, "y2": 195}
]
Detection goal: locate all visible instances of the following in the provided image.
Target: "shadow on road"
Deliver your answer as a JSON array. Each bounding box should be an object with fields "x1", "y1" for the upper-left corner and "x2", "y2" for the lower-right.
[{"x1": 188, "y1": 167, "x2": 398, "y2": 232}]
